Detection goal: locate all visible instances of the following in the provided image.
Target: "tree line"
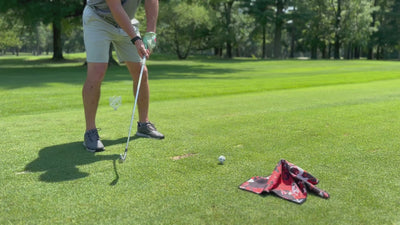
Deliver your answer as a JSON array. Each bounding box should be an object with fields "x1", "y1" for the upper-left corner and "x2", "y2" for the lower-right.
[{"x1": 1, "y1": 0, "x2": 399, "y2": 60}]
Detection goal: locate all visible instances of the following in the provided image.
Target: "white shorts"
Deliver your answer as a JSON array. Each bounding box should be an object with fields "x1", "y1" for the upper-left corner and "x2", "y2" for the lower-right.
[{"x1": 83, "y1": 6, "x2": 141, "y2": 63}]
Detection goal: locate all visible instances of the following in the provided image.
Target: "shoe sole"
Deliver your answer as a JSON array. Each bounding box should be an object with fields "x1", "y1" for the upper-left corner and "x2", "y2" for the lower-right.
[
  {"x1": 136, "y1": 132, "x2": 165, "y2": 139},
  {"x1": 83, "y1": 142, "x2": 105, "y2": 153}
]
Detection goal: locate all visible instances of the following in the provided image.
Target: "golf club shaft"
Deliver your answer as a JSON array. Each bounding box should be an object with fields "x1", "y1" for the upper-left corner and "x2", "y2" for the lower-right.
[{"x1": 122, "y1": 56, "x2": 147, "y2": 161}]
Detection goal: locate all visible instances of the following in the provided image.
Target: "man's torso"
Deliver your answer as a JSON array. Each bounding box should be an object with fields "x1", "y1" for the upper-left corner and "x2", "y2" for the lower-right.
[{"x1": 87, "y1": 0, "x2": 141, "y2": 24}]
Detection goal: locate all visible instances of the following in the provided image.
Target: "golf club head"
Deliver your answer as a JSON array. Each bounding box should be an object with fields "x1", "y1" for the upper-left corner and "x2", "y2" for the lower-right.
[{"x1": 119, "y1": 154, "x2": 126, "y2": 163}]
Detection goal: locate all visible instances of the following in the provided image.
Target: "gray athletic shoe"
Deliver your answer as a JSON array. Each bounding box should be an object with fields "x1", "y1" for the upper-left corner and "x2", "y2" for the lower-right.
[
  {"x1": 136, "y1": 122, "x2": 165, "y2": 139},
  {"x1": 83, "y1": 128, "x2": 105, "y2": 153}
]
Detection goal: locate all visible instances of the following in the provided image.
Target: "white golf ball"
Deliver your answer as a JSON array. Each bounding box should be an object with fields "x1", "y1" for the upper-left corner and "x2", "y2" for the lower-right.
[{"x1": 218, "y1": 155, "x2": 226, "y2": 164}]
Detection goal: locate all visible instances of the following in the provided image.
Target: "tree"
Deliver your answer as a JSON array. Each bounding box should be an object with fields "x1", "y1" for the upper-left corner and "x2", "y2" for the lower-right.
[
  {"x1": 332, "y1": 0, "x2": 342, "y2": 59},
  {"x1": 340, "y1": 0, "x2": 376, "y2": 59},
  {"x1": 0, "y1": 11, "x2": 23, "y2": 54},
  {"x1": 273, "y1": 0, "x2": 288, "y2": 58},
  {"x1": 367, "y1": 0, "x2": 379, "y2": 59},
  {"x1": 233, "y1": 8, "x2": 257, "y2": 57},
  {"x1": 208, "y1": 0, "x2": 240, "y2": 58},
  {"x1": 371, "y1": 0, "x2": 400, "y2": 59},
  {"x1": 241, "y1": 0, "x2": 275, "y2": 59},
  {"x1": 0, "y1": 0, "x2": 85, "y2": 60},
  {"x1": 295, "y1": 0, "x2": 335, "y2": 59},
  {"x1": 158, "y1": 0, "x2": 212, "y2": 59}
]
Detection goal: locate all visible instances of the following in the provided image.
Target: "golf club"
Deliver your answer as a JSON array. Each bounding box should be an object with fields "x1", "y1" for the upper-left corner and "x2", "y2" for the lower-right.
[{"x1": 119, "y1": 55, "x2": 146, "y2": 163}]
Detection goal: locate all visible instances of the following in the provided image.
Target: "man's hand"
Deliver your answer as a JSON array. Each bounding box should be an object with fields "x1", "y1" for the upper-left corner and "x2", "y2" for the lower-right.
[
  {"x1": 131, "y1": 36, "x2": 150, "y2": 59},
  {"x1": 143, "y1": 32, "x2": 157, "y2": 52},
  {"x1": 106, "y1": 0, "x2": 148, "y2": 58},
  {"x1": 131, "y1": 37, "x2": 149, "y2": 59}
]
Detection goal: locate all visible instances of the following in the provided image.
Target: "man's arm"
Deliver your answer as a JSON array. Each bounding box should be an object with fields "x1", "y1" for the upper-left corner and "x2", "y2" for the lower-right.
[
  {"x1": 145, "y1": 0, "x2": 159, "y2": 33},
  {"x1": 106, "y1": 0, "x2": 148, "y2": 58},
  {"x1": 106, "y1": 0, "x2": 137, "y2": 39}
]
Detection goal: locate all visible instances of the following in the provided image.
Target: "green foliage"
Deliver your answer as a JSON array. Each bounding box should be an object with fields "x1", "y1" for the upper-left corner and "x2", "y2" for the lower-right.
[
  {"x1": 0, "y1": 11, "x2": 23, "y2": 52},
  {"x1": 158, "y1": 0, "x2": 213, "y2": 59},
  {"x1": 372, "y1": 0, "x2": 400, "y2": 58},
  {"x1": 62, "y1": 18, "x2": 84, "y2": 53},
  {"x1": 0, "y1": 27, "x2": 22, "y2": 51},
  {"x1": 241, "y1": 0, "x2": 275, "y2": 23},
  {"x1": 339, "y1": 0, "x2": 377, "y2": 59},
  {"x1": 24, "y1": 22, "x2": 53, "y2": 55},
  {"x1": 0, "y1": 11, "x2": 53, "y2": 56},
  {"x1": 240, "y1": 0, "x2": 275, "y2": 58},
  {"x1": 233, "y1": 8, "x2": 258, "y2": 57},
  {"x1": 0, "y1": 0, "x2": 400, "y2": 59},
  {"x1": 0, "y1": 0, "x2": 84, "y2": 59},
  {"x1": 294, "y1": 0, "x2": 334, "y2": 58},
  {"x1": 0, "y1": 0, "x2": 84, "y2": 25}
]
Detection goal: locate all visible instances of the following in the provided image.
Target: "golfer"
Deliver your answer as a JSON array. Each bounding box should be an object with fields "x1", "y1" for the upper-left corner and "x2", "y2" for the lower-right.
[{"x1": 82, "y1": 0, "x2": 164, "y2": 152}]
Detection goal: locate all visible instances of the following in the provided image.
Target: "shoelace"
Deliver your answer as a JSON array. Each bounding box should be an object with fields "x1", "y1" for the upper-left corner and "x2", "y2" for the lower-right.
[
  {"x1": 139, "y1": 122, "x2": 156, "y2": 131},
  {"x1": 86, "y1": 128, "x2": 100, "y2": 141},
  {"x1": 147, "y1": 123, "x2": 156, "y2": 131}
]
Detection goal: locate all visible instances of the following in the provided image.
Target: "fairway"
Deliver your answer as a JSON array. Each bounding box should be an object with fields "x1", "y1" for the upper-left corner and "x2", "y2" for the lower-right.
[{"x1": 1, "y1": 55, "x2": 400, "y2": 224}]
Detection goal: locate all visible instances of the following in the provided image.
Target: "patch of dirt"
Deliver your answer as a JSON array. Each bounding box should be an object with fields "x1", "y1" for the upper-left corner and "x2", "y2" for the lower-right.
[{"x1": 171, "y1": 153, "x2": 198, "y2": 161}]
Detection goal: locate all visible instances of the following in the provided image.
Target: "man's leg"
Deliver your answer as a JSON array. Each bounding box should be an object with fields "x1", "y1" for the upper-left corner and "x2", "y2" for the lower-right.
[
  {"x1": 82, "y1": 62, "x2": 108, "y2": 152},
  {"x1": 126, "y1": 61, "x2": 149, "y2": 123},
  {"x1": 83, "y1": 62, "x2": 108, "y2": 130},
  {"x1": 125, "y1": 61, "x2": 164, "y2": 139}
]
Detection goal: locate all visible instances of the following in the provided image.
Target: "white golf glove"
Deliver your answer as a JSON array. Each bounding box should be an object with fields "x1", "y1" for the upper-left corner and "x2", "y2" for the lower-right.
[{"x1": 143, "y1": 32, "x2": 157, "y2": 51}]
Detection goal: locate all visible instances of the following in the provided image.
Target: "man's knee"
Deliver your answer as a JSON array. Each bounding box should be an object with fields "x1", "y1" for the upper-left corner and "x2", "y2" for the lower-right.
[
  {"x1": 126, "y1": 62, "x2": 148, "y2": 80},
  {"x1": 134, "y1": 66, "x2": 149, "y2": 82},
  {"x1": 87, "y1": 63, "x2": 108, "y2": 83}
]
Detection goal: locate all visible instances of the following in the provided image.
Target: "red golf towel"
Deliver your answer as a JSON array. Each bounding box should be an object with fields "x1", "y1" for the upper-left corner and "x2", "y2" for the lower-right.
[{"x1": 239, "y1": 159, "x2": 329, "y2": 204}]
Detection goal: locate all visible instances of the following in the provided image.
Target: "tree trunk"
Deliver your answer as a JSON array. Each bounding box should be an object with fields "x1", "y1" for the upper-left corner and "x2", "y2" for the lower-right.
[
  {"x1": 368, "y1": 0, "x2": 378, "y2": 59},
  {"x1": 226, "y1": 41, "x2": 232, "y2": 58},
  {"x1": 328, "y1": 43, "x2": 332, "y2": 59},
  {"x1": 108, "y1": 43, "x2": 119, "y2": 66},
  {"x1": 334, "y1": 0, "x2": 341, "y2": 59},
  {"x1": 224, "y1": 1, "x2": 234, "y2": 58},
  {"x1": 262, "y1": 24, "x2": 266, "y2": 59},
  {"x1": 52, "y1": 18, "x2": 64, "y2": 61},
  {"x1": 273, "y1": 0, "x2": 284, "y2": 59},
  {"x1": 320, "y1": 44, "x2": 327, "y2": 59},
  {"x1": 311, "y1": 41, "x2": 318, "y2": 60},
  {"x1": 174, "y1": 31, "x2": 192, "y2": 60},
  {"x1": 289, "y1": 24, "x2": 295, "y2": 58},
  {"x1": 354, "y1": 45, "x2": 360, "y2": 59}
]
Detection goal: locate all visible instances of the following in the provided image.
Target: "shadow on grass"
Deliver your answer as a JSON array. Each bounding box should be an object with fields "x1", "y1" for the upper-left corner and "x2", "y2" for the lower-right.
[
  {"x1": 0, "y1": 60, "x2": 244, "y2": 89},
  {"x1": 24, "y1": 137, "x2": 137, "y2": 184},
  {"x1": 0, "y1": 57, "x2": 84, "y2": 66}
]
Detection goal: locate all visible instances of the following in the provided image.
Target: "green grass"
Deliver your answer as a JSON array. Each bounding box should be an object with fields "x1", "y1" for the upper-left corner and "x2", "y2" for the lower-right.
[{"x1": 1, "y1": 53, "x2": 400, "y2": 224}]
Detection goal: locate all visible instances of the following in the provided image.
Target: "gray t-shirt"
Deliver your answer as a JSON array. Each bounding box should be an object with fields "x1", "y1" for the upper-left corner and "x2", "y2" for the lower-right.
[{"x1": 87, "y1": 0, "x2": 141, "y2": 25}]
